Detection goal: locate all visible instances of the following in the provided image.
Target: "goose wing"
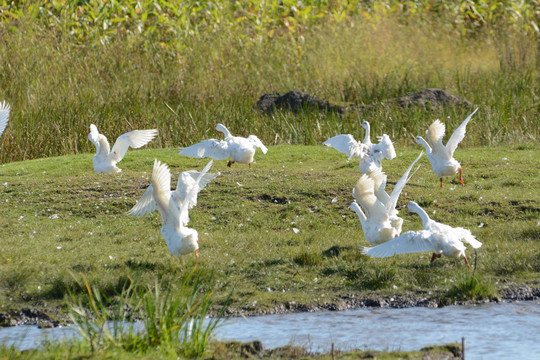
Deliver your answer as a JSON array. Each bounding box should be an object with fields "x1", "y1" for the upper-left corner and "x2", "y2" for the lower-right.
[
  {"x1": 446, "y1": 108, "x2": 478, "y2": 156},
  {"x1": 127, "y1": 185, "x2": 157, "y2": 216},
  {"x1": 386, "y1": 151, "x2": 423, "y2": 213},
  {"x1": 88, "y1": 124, "x2": 111, "y2": 157},
  {"x1": 179, "y1": 139, "x2": 230, "y2": 160},
  {"x1": 426, "y1": 120, "x2": 448, "y2": 158},
  {"x1": 151, "y1": 160, "x2": 173, "y2": 221},
  {"x1": 352, "y1": 174, "x2": 388, "y2": 221},
  {"x1": 0, "y1": 101, "x2": 10, "y2": 137},
  {"x1": 247, "y1": 135, "x2": 268, "y2": 154},
  {"x1": 361, "y1": 230, "x2": 435, "y2": 257},
  {"x1": 178, "y1": 160, "x2": 214, "y2": 226},
  {"x1": 370, "y1": 168, "x2": 391, "y2": 205},
  {"x1": 323, "y1": 134, "x2": 363, "y2": 159},
  {"x1": 109, "y1": 129, "x2": 158, "y2": 163},
  {"x1": 174, "y1": 166, "x2": 219, "y2": 209},
  {"x1": 373, "y1": 134, "x2": 396, "y2": 160}
]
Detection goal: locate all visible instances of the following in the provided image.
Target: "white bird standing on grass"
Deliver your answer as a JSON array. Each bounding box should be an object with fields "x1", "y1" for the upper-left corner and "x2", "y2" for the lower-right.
[
  {"x1": 323, "y1": 120, "x2": 396, "y2": 174},
  {"x1": 129, "y1": 160, "x2": 217, "y2": 258},
  {"x1": 179, "y1": 124, "x2": 268, "y2": 168},
  {"x1": 415, "y1": 108, "x2": 478, "y2": 188},
  {"x1": 0, "y1": 101, "x2": 10, "y2": 138},
  {"x1": 350, "y1": 152, "x2": 423, "y2": 245},
  {"x1": 88, "y1": 124, "x2": 158, "y2": 173},
  {"x1": 362, "y1": 201, "x2": 482, "y2": 270}
]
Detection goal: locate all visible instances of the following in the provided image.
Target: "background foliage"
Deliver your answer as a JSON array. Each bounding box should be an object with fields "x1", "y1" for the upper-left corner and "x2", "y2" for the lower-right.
[{"x1": 0, "y1": 0, "x2": 538, "y2": 162}]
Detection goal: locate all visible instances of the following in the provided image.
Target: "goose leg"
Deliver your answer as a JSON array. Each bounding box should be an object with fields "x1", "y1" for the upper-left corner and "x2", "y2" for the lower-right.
[
  {"x1": 195, "y1": 249, "x2": 199, "y2": 258},
  {"x1": 430, "y1": 253, "x2": 442, "y2": 263},
  {"x1": 463, "y1": 255, "x2": 472, "y2": 272},
  {"x1": 249, "y1": 163, "x2": 252, "y2": 169},
  {"x1": 227, "y1": 160, "x2": 232, "y2": 167},
  {"x1": 459, "y1": 167, "x2": 464, "y2": 186},
  {"x1": 440, "y1": 178, "x2": 443, "y2": 188}
]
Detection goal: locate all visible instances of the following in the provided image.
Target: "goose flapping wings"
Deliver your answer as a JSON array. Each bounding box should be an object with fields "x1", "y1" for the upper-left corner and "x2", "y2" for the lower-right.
[
  {"x1": 128, "y1": 161, "x2": 218, "y2": 225},
  {"x1": 88, "y1": 124, "x2": 158, "y2": 173}
]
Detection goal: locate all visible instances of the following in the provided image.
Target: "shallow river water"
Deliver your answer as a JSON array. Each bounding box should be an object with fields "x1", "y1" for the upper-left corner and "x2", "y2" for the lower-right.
[{"x1": 1, "y1": 301, "x2": 539, "y2": 359}]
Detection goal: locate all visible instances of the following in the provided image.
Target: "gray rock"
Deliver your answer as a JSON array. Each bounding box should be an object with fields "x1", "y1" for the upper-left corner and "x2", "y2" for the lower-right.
[
  {"x1": 256, "y1": 88, "x2": 473, "y2": 115},
  {"x1": 256, "y1": 90, "x2": 357, "y2": 114},
  {"x1": 386, "y1": 88, "x2": 474, "y2": 108}
]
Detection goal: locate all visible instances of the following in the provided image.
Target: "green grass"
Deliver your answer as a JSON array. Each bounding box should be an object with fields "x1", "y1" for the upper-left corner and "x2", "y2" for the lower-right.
[
  {"x1": 0, "y1": 340, "x2": 463, "y2": 359},
  {"x1": 1, "y1": 145, "x2": 539, "y2": 317}
]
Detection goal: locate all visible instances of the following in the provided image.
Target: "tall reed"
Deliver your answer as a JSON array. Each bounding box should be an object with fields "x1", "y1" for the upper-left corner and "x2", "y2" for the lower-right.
[
  {"x1": 66, "y1": 267, "x2": 229, "y2": 357},
  {"x1": 0, "y1": 1, "x2": 538, "y2": 163}
]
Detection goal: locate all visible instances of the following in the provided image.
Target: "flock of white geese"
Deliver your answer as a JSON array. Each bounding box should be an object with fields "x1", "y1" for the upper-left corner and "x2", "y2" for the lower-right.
[{"x1": 1, "y1": 102, "x2": 481, "y2": 269}]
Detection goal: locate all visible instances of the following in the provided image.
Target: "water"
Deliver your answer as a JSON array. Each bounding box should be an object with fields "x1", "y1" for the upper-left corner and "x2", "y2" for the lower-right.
[{"x1": 1, "y1": 301, "x2": 539, "y2": 359}]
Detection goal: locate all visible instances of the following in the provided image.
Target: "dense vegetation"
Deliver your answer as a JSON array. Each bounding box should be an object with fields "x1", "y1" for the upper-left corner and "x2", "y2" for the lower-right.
[{"x1": 0, "y1": 0, "x2": 538, "y2": 163}]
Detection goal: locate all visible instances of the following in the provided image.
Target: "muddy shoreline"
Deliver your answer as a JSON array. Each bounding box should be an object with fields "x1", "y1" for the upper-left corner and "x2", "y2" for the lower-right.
[{"x1": 1, "y1": 285, "x2": 538, "y2": 329}]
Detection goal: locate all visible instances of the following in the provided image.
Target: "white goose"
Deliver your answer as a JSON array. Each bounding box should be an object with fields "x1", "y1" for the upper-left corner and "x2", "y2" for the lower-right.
[
  {"x1": 362, "y1": 201, "x2": 482, "y2": 270},
  {"x1": 179, "y1": 124, "x2": 267, "y2": 168},
  {"x1": 350, "y1": 152, "x2": 422, "y2": 245},
  {"x1": 323, "y1": 120, "x2": 396, "y2": 174},
  {"x1": 129, "y1": 160, "x2": 216, "y2": 258},
  {"x1": 128, "y1": 161, "x2": 219, "y2": 226},
  {"x1": 88, "y1": 124, "x2": 158, "y2": 173},
  {"x1": 0, "y1": 101, "x2": 10, "y2": 138},
  {"x1": 415, "y1": 108, "x2": 478, "y2": 187}
]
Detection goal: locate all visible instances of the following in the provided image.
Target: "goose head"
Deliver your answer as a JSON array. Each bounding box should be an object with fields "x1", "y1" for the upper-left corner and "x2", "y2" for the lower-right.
[{"x1": 407, "y1": 201, "x2": 421, "y2": 213}]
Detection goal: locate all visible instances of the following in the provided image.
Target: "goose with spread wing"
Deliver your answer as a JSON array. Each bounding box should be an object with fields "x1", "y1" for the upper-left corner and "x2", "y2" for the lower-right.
[
  {"x1": 128, "y1": 161, "x2": 219, "y2": 226},
  {"x1": 350, "y1": 152, "x2": 422, "y2": 245},
  {"x1": 415, "y1": 108, "x2": 478, "y2": 187},
  {"x1": 129, "y1": 160, "x2": 217, "y2": 258},
  {"x1": 179, "y1": 124, "x2": 267, "y2": 168},
  {"x1": 88, "y1": 124, "x2": 158, "y2": 173},
  {"x1": 362, "y1": 201, "x2": 482, "y2": 270},
  {"x1": 0, "y1": 101, "x2": 10, "y2": 138},
  {"x1": 323, "y1": 120, "x2": 396, "y2": 174}
]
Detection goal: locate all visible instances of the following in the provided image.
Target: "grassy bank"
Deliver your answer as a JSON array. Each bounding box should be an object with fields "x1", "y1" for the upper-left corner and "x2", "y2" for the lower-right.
[
  {"x1": 1, "y1": 145, "x2": 539, "y2": 316},
  {"x1": 0, "y1": 1, "x2": 538, "y2": 163},
  {"x1": 1, "y1": 340, "x2": 463, "y2": 360}
]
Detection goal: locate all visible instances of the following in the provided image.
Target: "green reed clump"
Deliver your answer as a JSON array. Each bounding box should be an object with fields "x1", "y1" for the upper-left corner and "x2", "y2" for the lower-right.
[
  {"x1": 444, "y1": 273, "x2": 498, "y2": 302},
  {"x1": 66, "y1": 267, "x2": 229, "y2": 357}
]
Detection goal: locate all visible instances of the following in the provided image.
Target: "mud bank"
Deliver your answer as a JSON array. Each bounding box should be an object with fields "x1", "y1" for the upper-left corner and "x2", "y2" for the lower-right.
[{"x1": 2, "y1": 285, "x2": 538, "y2": 329}]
